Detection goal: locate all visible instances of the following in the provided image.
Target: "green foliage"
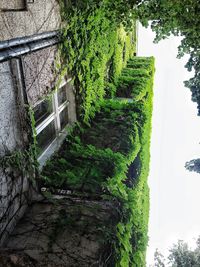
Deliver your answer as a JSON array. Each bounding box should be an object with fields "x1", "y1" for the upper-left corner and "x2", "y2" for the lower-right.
[
  {"x1": 153, "y1": 237, "x2": 200, "y2": 267},
  {"x1": 137, "y1": 0, "x2": 200, "y2": 115},
  {"x1": 28, "y1": 106, "x2": 39, "y2": 158},
  {"x1": 154, "y1": 249, "x2": 166, "y2": 267},
  {"x1": 115, "y1": 86, "x2": 153, "y2": 267},
  {"x1": 42, "y1": 101, "x2": 141, "y2": 194},
  {"x1": 62, "y1": 0, "x2": 142, "y2": 30},
  {"x1": 41, "y1": 57, "x2": 154, "y2": 266},
  {"x1": 122, "y1": 68, "x2": 150, "y2": 78},
  {"x1": 0, "y1": 147, "x2": 38, "y2": 185},
  {"x1": 60, "y1": 2, "x2": 136, "y2": 122},
  {"x1": 116, "y1": 57, "x2": 155, "y2": 101}
]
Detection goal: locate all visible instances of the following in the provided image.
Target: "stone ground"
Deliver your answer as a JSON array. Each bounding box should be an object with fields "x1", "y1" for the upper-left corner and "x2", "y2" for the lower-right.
[{"x1": 1, "y1": 195, "x2": 119, "y2": 267}]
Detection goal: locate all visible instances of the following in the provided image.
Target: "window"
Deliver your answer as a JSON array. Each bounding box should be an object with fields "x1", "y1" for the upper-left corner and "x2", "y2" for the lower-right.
[{"x1": 33, "y1": 79, "x2": 73, "y2": 166}]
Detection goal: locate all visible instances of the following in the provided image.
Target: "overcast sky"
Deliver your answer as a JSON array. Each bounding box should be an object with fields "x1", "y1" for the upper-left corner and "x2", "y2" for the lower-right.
[{"x1": 137, "y1": 24, "x2": 200, "y2": 266}]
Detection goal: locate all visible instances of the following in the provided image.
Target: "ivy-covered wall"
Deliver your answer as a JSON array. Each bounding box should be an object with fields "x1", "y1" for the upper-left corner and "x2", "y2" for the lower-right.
[
  {"x1": 60, "y1": 1, "x2": 136, "y2": 122},
  {"x1": 0, "y1": 0, "x2": 64, "y2": 246},
  {"x1": 0, "y1": 2, "x2": 155, "y2": 267},
  {"x1": 0, "y1": 2, "x2": 82, "y2": 244},
  {"x1": 3, "y1": 56, "x2": 154, "y2": 267},
  {"x1": 0, "y1": 46, "x2": 61, "y2": 245}
]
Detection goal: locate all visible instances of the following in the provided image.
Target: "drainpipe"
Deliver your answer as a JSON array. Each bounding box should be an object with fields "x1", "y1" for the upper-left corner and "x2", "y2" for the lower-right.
[
  {"x1": 0, "y1": 31, "x2": 58, "y2": 50},
  {"x1": 0, "y1": 31, "x2": 59, "y2": 63}
]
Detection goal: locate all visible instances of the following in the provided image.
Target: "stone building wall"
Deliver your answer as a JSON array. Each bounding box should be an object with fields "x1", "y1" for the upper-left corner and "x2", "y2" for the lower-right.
[
  {"x1": 5, "y1": 197, "x2": 118, "y2": 267},
  {"x1": 21, "y1": 45, "x2": 77, "y2": 123},
  {"x1": 0, "y1": 0, "x2": 65, "y2": 245},
  {"x1": 0, "y1": 45, "x2": 64, "y2": 245},
  {"x1": 0, "y1": 0, "x2": 61, "y2": 41},
  {"x1": 0, "y1": 43, "x2": 77, "y2": 247},
  {"x1": 22, "y1": 45, "x2": 59, "y2": 106},
  {"x1": 0, "y1": 61, "x2": 30, "y2": 245}
]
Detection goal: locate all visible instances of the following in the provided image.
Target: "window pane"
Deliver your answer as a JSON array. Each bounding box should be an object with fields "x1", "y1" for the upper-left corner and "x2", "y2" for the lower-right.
[
  {"x1": 60, "y1": 106, "x2": 69, "y2": 130},
  {"x1": 33, "y1": 98, "x2": 53, "y2": 127},
  {"x1": 36, "y1": 120, "x2": 56, "y2": 156},
  {"x1": 58, "y1": 85, "x2": 68, "y2": 106}
]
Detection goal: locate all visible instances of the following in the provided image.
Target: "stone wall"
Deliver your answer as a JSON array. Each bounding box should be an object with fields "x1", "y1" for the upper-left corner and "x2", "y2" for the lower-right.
[
  {"x1": 0, "y1": 0, "x2": 77, "y2": 248},
  {"x1": 5, "y1": 196, "x2": 119, "y2": 266},
  {"x1": 0, "y1": 45, "x2": 63, "y2": 244},
  {"x1": 0, "y1": 46, "x2": 77, "y2": 246},
  {"x1": 22, "y1": 45, "x2": 59, "y2": 106},
  {"x1": 0, "y1": 0, "x2": 61, "y2": 41},
  {"x1": 0, "y1": 61, "x2": 30, "y2": 245}
]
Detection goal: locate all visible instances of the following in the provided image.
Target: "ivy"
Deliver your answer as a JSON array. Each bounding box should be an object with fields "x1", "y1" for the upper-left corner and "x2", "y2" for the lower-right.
[
  {"x1": 0, "y1": 146, "x2": 38, "y2": 185},
  {"x1": 0, "y1": 105, "x2": 39, "y2": 185},
  {"x1": 41, "y1": 57, "x2": 154, "y2": 267},
  {"x1": 60, "y1": 2, "x2": 136, "y2": 123},
  {"x1": 116, "y1": 57, "x2": 155, "y2": 101}
]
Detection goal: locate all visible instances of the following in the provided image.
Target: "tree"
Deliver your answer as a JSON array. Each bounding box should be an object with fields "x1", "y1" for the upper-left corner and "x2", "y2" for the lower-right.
[
  {"x1": 168, "y1": 240, "x2": 197, "y2": 267},
  {"x1": 154, "y1": 249, "x2": 166, "y2": 267},
  {"x1": 64, "y1": 0, "x2": 143, "y2": 29},
  {"x1": 153, "y1": 237, "x2": 200, "y2": 267},
  {"x1": 185, "y1": 159, "x2": 200, "y2": 174},
  {"x1": 137, "y1": 0, "x2": 200, "y2": 115}
]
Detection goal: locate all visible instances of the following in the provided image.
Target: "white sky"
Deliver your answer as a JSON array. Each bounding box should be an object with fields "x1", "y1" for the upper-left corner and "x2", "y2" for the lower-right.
[{"x1": 137, "y1": 25, "x2": 200, "y2": 266}]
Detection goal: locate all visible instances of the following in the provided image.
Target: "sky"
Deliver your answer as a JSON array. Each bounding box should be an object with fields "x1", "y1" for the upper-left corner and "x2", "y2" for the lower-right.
[{"x1": 137, "y1": 24, "x2": 200, "y2": 266}]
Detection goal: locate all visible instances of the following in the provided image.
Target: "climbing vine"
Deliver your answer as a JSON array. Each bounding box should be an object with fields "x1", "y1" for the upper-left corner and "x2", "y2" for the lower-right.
[
  {"x1": 41, "y1": 57, "x2": 155, "y2": 266},
  {"x1": 59, "y1": 1, "x2": 136, "y2": 122}
]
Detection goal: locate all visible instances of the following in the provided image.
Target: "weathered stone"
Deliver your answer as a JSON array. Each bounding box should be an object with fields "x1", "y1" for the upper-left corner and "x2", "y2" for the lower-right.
[
  {"x1": 0, "y1": 0, "x2": 73, "y2": 251},
  {"x1": 22, "y1": 46, "x2": 59, "y2": 106},
  {"x1": 0, "y1": 0, "x2": 25, "y2": 10},
  {"x1": 0, "y1": 61, "x2": 23, "y2": 155},
  {"x1": 0, "y1": 249, "x2": 38, "y2": 267},
  {"x1": 0, "y1": 0, "x2": 61, "y2": 41},
  {"x1": 0, "y1": 61, "x2": 30, "y2": 246},
  {"x1": 5, "y1": 196, "x2": 119, "y2": 266}
]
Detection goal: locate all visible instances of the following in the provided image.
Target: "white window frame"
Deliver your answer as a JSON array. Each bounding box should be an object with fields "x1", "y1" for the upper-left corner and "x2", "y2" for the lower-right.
[{"x1": 34, "y1": 78, "x2": 72, "y2": 168}]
